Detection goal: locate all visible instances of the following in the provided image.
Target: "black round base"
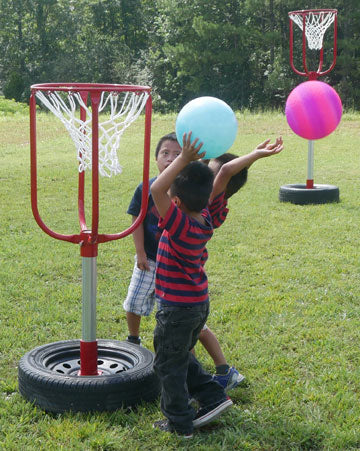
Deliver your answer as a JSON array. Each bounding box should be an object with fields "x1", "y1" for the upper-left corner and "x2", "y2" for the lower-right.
[
  {"x1": 279, "y1": 184, "x2": 340, "y2": 205},
  {"x1": 18, "y1": 339, "x2": 160, "y2": 413}
]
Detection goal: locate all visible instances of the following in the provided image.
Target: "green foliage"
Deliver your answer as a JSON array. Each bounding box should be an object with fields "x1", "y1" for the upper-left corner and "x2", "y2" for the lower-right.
[
  {"x1": 0, "y1": 0, "x2": 360, "y2": 110},
  {"x1": 0, "y1": 96, "x2": 28, "y2": 115},
  {"x1": 3, "y1": 72, "x2": 25, "y2": 102}
]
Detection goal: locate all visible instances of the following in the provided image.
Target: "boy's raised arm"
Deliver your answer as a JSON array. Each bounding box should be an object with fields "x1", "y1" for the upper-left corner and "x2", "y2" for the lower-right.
[
  {"x1": 211, "y1": 136, "x2": 283, "y2": 201},
  {"x1": 151, "y1": 132, "x2": 205, "y2": 218}
]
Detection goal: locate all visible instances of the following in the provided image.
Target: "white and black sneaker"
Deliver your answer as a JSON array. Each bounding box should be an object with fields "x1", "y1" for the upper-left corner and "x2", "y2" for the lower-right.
[{"x1": 193, "y1": 396, "x2": 233, "y2": 428}]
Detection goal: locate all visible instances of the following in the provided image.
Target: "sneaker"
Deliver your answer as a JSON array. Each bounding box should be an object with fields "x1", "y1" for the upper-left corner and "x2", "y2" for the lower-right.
[
  {"x1": 193, "y1": 396, "x2": 233, "y2": 428},
  {"x1": 153, "y1": 419, "x2": 193, "y2": 439},
  {"x1": 213, "y1": 367, "x2": 245, "y2": 391},
  {"x1": 126, "y1": 335, "x2": 141, "y2": 345}
]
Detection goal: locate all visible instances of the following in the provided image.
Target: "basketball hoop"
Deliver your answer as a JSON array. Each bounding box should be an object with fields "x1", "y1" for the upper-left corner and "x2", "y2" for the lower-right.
[
  {"x1": 289, "y1": 9, "x2": 337, "y2": 50},
  {"x1": 29, "y1": 83, "x2": 152, "y2": 378},
  {"x1": 33, "y1": 83, "x2": 150, "y2": 177},
  {"x1": 289, "y1": 9, "x2": 338, "y2": 80}
]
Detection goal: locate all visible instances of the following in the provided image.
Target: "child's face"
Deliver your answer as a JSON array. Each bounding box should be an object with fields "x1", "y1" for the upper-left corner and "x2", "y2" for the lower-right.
[{"x1": 156, "y1": 140, "x2": 181, "y2": 173}]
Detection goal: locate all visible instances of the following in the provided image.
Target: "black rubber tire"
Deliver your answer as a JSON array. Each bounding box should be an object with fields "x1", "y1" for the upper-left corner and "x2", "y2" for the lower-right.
[
  {"x1": 18, "y1": 339, "x2": 160, "y2": 413},
  {"x1": 279, "y1": 184, "x2": 339, "y2": 205}
]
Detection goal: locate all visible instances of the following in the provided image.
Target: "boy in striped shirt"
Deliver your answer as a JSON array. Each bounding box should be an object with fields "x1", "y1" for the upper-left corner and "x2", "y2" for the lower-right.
[{"x1": 151, "y1": 132, "x2": 233, "y2": 438}]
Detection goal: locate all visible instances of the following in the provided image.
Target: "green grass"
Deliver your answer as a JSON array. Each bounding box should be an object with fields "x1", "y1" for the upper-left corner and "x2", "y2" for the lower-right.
[{"x1": 1, "y1": 110, "x2": 360, "y2": 450}]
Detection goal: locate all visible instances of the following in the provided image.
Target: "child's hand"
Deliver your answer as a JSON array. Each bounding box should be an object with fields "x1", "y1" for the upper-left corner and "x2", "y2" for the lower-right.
[
  {"x1": 136, "y1": 254, "x2": 150, "y2": 271},
  {"x1": 181, "y1": 132, "x2": 206, "y2": 162},
  {"x1": 254, "y1": 136, "x2": 284, "y2": 158}
]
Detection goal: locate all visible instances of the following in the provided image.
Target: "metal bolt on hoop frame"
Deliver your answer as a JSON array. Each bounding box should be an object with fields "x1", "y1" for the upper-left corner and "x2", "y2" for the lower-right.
[
  {"x1": 30, "y1": 83, "x2": 152, "y2": 376},
  {"x1": 289, "y1": 9, "x2": 338, "y2": 189}
]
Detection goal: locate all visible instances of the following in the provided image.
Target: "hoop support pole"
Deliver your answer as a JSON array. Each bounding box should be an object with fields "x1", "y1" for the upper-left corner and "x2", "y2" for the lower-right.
[
  {"x1": 78, "y1": 199, "x2": 99, "y2": 376},
  {"x1": 79, "y1": 341, "x2": 99, "y2": 376},
  {"x1": 79, "y1": 255, "x2": 99, "y2": 375},
  {"x1": 81, "y1": 256, "x2": 97, "y2": 342},
  {"x1": 307, "y1": 140, "x2": 314, "y2": 189}
]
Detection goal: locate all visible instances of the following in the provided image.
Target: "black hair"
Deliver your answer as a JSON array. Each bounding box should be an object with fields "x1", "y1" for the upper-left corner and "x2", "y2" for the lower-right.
[
  {"x1": 214, "y1": 153, "x2": 248, "y2": 199},
  {"x1": 155, "y1": 132, "x2": 178, "y2": 159},
  {"x1": 170, "y1": 161, "x2": 214, "y2": 212}
]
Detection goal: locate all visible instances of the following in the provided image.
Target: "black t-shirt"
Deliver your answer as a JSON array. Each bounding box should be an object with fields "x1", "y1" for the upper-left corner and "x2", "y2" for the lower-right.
[{"x1": 127, "y1": 177, "x2": 161, "y2": 262}]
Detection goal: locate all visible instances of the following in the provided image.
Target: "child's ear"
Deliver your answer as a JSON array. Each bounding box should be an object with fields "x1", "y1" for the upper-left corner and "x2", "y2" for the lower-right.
[{"x1": 173, "y1": 196, "x2": 182, "y2": 208}]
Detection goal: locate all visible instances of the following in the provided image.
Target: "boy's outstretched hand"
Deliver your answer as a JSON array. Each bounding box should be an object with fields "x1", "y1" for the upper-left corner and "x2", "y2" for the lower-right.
[
  {"x1": 182, "y1": 132, "x2": 206, "y2": 162},
  {"x1": 253, "y1": 136, "x2": 284, "y2": 159}
]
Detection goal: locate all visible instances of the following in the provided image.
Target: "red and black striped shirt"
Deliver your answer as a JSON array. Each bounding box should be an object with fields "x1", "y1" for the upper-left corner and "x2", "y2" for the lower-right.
[{"x1": 155, "y1": 193, "x2": 228, "y2": 306}]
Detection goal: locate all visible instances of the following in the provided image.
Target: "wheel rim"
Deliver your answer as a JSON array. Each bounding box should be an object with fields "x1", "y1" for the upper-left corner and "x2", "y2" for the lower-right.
[{"x1": 41, "y1": 343, "x2": 140, "y2": 376}]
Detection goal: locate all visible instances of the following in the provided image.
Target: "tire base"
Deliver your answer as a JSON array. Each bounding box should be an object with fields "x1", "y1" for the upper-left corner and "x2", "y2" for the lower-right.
[
  {"x1": 18, "y1": 339, "x2": 160, "y2": 413},
  {"x1": 279, "y1": 184, "x2": 340, "y2": 205}
]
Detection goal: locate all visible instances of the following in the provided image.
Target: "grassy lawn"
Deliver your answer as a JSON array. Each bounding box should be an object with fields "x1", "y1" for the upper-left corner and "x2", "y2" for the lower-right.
[{"x1": 0, "y1": 108, "x2": 359, "y2": 450}]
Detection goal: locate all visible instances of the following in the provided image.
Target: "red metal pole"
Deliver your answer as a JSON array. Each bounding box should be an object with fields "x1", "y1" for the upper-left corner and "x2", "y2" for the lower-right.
[
  {"x1": 91, "y1": 92, "x2": 100, "y2": 244},
  {"x1": 301, "y1": 15, "x2": 310, "y2": 78},
  {"x1": 78, "y1": 92, "x2": 88, "y2": 232}
]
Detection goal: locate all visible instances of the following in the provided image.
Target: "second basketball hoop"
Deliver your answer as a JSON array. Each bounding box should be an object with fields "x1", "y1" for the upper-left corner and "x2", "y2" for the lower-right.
[
  {"x1": 289, "y1": 8, "x2": 337, "y2": 80},
  {"x1": 280, "y1": 9, "x2": 341, "y2": 205}
]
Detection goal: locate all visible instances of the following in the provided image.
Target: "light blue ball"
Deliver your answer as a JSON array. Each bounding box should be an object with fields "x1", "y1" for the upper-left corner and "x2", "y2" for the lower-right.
[{"x1": 175, "y1": 96, "x2": 238, "y2": 159}]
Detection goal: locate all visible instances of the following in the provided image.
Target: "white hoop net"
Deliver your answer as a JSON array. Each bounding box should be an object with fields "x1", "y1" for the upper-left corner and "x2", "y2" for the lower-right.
[
  {"x1": 289, "y1": 10, "x2": 336, "y2": 50},
  {"x1": 35, "y1": 89, "x2": 149, "y2": 177}
]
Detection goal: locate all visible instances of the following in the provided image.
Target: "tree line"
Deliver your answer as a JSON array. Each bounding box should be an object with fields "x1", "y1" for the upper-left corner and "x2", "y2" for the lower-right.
[{"x1": 1, "y1": 0, "x2": 359, "y2": 112}]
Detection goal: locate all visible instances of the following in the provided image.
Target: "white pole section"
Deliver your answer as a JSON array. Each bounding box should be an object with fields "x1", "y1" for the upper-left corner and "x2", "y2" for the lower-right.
[
  {"x1": 307, "y1": 139, "x2": 314, "y2": 189},
  {"x1": 82, "y1": 256, "x2": 97, "y2": 342}
]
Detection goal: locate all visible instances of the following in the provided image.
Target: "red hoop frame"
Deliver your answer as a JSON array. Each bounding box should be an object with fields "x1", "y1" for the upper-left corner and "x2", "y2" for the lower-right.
[
  {"x1": 289, "y1": 9, "x2": 338, "y2": 80},
  {"x1": 30, "y1": 83, "x2": 152, "y2": 258}
]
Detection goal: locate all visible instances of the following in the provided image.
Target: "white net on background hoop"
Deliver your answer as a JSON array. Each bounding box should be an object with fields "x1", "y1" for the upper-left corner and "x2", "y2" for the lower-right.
[
  {"x1": 289, "y1": 10, "x2": 336, "y2": 50},
  {"x1": 36, "y1": 89, "x2": 149, "y2": 177}
]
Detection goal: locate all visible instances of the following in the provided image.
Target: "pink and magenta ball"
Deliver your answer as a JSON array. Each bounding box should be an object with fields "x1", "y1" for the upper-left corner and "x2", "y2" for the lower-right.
[{"x1": 285, "y1": 81, "x2": 342, "y2": 140}]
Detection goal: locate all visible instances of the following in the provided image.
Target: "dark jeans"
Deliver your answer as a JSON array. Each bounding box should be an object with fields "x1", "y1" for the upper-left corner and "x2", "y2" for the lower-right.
[{"x1": 153, "y1": 303, "x2": 227, "y2": 434}]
